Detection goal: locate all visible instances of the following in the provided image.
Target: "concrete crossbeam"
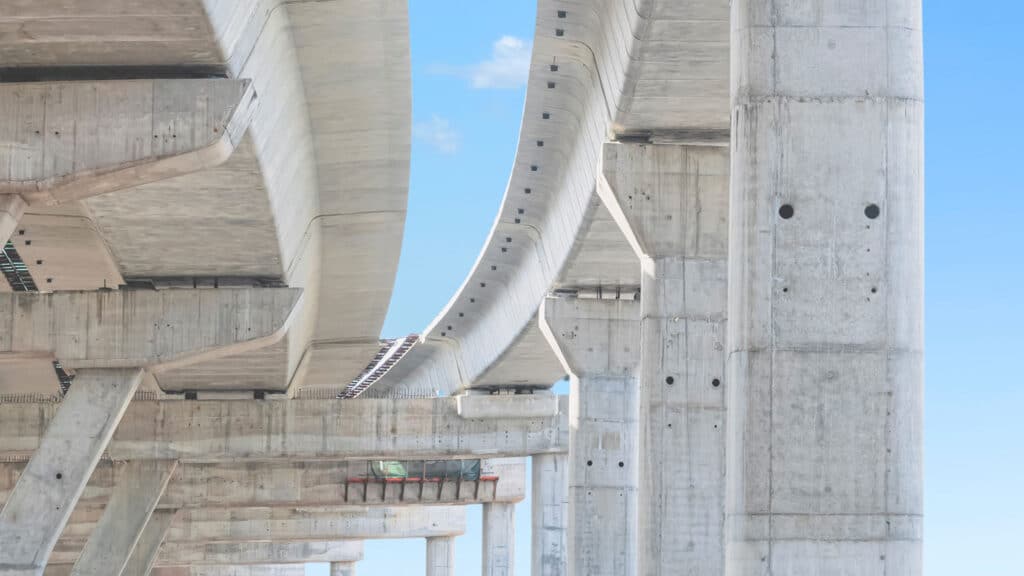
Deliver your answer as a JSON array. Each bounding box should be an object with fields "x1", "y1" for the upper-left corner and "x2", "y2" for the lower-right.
[
  {"x1": 150, "y1": 567, "x2": 305, "y2": 576},
  {"x1": 156, "y1": 541, "x2": 363, "y2": 566},
  {"x1": 0, "y1": 288, "x2": 302, "y2": 372},
  {"x1": 541, "y1": 297, "x2": 641, "y2": 576},
  {"x1": 54, "y1": 506, "x2": 465, "y2": 548},
  {"x1": 727, "y1": 1, "x2": 924, "y2": 573},
  {"x1": 0, "y1": 369, "x2": 143, "y2": 576},
  {"x1": 0, "y1": 459, "x2": 526, "y2": 510},
  {"x1": 0, "y1": 79, "x2": 255, "y2": 206},
  {"x1": 70, "y1": 460, "x2": 177, "y2": 576},
  {"x1": 0, "y1": 396, "x2": 568, "y2": 462},
  {"x1": 599, "y1": 142, "x2": 729, "y2": 575}
]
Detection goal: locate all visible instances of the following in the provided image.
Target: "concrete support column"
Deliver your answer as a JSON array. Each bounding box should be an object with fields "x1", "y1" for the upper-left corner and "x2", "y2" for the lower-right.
[
  {"x1": 0, "y1": 368, "x2": 144, "y2": 576},
  {"x1": 541, "y1": 297, "x2": 640, "y2": 576},
  {"x1": 531, "y1": 454, "x2": 567, "y2": 576},
  {"x1": 72, "y1": 460, "x2": 177, "y2": 576},
  {"x1": 599, "y1": 142, "x2": 730, "y2": 575},
  {"x1": 727, "y1": 1, "x2": 924, "y2": 574},
  {"x1": 329, "y1": 562, "x2": 356, "y2": 576},
  {"x1": 121, "y1": 510, "x2": 176, "y2": 576},
  {"x1": 482, "y1": 502, "x2": 514, "y2": 576},
  {"x1": 425, "y1": 536, "x2": 455, "y2": 576}
]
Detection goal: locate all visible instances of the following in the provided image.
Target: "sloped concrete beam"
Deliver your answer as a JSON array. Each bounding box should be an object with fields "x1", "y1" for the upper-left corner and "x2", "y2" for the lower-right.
[
  {"x1": 0, "y1": 369, "x2": 143, "y2": 576},
  {"x1": 540, "y1": 297, "x2": 641, "y2": 576},
  {"x1": 0, "y1": 287, "x2": 302, "y2": 372},
  {"x1": 0, "y1": 79, "x2": 255, "y2": 206},
  {"x1": 71, "y1": 461, "x2": 177, "y2": 576},
  {"x1": 122, "y1": 510, "x2": 176, "y2": 576},
  {"x1": 599, "y1": 142, "x2": 729, "y2": 575},
  {"x1": 727, "y1": 1, "x2": 925, "y2": 573},
  {"x1": 0, "y1": 396, "x2": 568, "y2": 462}
]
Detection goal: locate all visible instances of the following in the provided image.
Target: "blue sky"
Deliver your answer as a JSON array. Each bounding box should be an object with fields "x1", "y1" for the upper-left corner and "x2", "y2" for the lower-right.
[{"x1": 312, "y1": 2, "x2": 1023, "y2": 574}]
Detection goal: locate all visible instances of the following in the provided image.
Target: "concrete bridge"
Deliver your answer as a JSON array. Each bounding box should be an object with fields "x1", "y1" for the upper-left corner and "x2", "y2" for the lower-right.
[{"x1": 0, "y1": 1, "x2": 923, "y2": 576}]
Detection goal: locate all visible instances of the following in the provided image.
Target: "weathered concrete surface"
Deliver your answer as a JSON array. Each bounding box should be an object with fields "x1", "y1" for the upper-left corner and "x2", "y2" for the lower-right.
[
  {"x1": 0, "y1": 79, "x2": 255, "y2": 205},
  {"x1": 599, "y1": 142, "x2": 729, "y2": 575},
  {"x1": 0, "y1": 195, "x2": 25, "y2": 245},
  {"x1": 121, "y1": 510, "x2": 175, "y2": 576},
  {"x1": 426, "y1": 536, "x2": 455, "y2": 576},
  {"x1": 726, "y1": 1, "x2": 925, "y2": 574},
  {"x1": 0, "y1": 459, "x2": 526, "y2": 510},
  {"x1": 70, "y1": 460, "x2": 176, "y2": 576},
  {"x1": 150, "y1": 567, "x2": 305, "y2": 576},
  {"x1": 54, "y1": 506, "x2": 465, "y2": 548},
  {"x1": 0, "y1": 397, "x2": 568, "y2": 462},
  {"x1": 0, "y1": 288, "x2": 302, "y2": 372},
  {"x1": 532, "y1": 454, "x2": 567, "y2": 576},
  {"x1": 482, "y1": 503, "x2": 514, "y2": 576},
  {"x1": 0, "y1": 369, "x2": 143, "y2": 576},
  {"x1": 541, "y1": 297, "x2": 640, "y2": 576},
  {"x1": 329, "y1": 562, "x2": 356, "y2": 576},
  {"x1": 156, "y1": 541, "x2": 363, "y2": 567}
]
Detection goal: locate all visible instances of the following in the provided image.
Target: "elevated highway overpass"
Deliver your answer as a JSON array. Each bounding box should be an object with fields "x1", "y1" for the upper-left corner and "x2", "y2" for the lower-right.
[{"x1": 0, "y1": 1, "x2": 924, "y2": 576}]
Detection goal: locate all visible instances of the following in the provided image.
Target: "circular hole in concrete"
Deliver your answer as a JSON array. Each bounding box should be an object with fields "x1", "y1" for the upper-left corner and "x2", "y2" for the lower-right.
[
  {"x1": 586, "y1": 460, "x2": 593, "y2": 467},
  {"x1": 55, "y1": 473, "x2": 62, "y2": 480},
  {"x1": 665, "y1": 376, "x2": 675, "y2": 385},
  {"x1": 865, "y1": 204, "x2": 881, "y2": 219},
  {"x1": 712, "y1": 378, "x2": 721, "y2": 388},
  {"x1": 618, "y1": 461, "x2": 624, "y2": 468},
  {"x1": 779, "y1": 204, "x2": 794, "y2": 219}
]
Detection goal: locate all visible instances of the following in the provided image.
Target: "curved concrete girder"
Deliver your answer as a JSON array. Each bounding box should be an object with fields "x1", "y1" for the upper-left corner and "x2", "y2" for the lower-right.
[{"x1": 371, "y1": 0, "x2": 728, "y2": 397}]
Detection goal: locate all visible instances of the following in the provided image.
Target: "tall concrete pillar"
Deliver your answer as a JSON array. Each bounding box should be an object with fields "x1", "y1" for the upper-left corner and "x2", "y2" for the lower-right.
[
  {"x1": 121, "y1": 510, "x2": 176, "y2": 576},
  {"x1": 329, "y1": 562, "x2": 356, "y2": 576},
  {"x1": 599, "y1": 142, "x2": 730, "y2": 575},
  {"x1": 482, "y1": 502, "x2": 514, "y2": 576},
  {"x1": 425, "y1": 536, "x2": 455, "y2": 576},
  {"x1": 72, "y1": 460, "x2": 177, "y2": 576},
  {"x1": 541, "y1": 297, "x2": 640, "y2": 576},
  {"x1": 531, "y1": 454, "x2": 567, "y2": 576},
  {"x1": 727, "y1": 1, "x2": 924, "y2": 574},
  {"x1": 0, "y1": 368, "x2": 144, "y2": 576}
]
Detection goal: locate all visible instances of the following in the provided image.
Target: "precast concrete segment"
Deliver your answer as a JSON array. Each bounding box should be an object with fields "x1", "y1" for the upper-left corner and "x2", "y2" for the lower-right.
[
  {"x1": 156, "y1": 541, "x2": 363, "y2": 567},
  {"x1": 482, "y1": 503, "x2": 515, "y2": 576},
  {"x1": 0, "y1": 459, "x2": 526, "y2": 510},
  {"x1": 121, "y1": 510, "x2": 175, "y2": 576},
  {"x1": 531, "y1": 454, "x2": 567, "y2": 576},
  {"x1": 425, "y1": 536, "x2": 455, "y2": 576},
  {"x1": 0, "y1": 397, "x2": 569, "y2": 462},
  {"x1": 540, "y1": 297, "x2": 641, "y2": 576},
  {"x1": 70, "y1": 460, "x2": 177, "y2": 576},
  {"x1": 0, "y1": 79, "x2": 255, "y2": 206},
  {"x1": 329, "y1": 562, "x2": 356, "y2": 576},
  {"x1": 599, "y1": 142, "x2": 729, "y2": 575},
  {"x1": 727, "y1": 1, "x2": 924, "y2": 574},
  {"x1": 0, "y1": 288, "x2": 302, "y2": 372},
  {"x1": 0, "y1": 368, "x2": 143, "y2": 576}
]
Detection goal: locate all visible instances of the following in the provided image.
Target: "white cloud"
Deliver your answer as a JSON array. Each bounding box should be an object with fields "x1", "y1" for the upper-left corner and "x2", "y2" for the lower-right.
[
  {"x1": 413, "y1": 115, "x2": 460, "y2": 154},
  {"x1": 430, "y1": 36, "x2": 532, "y2": 90}
]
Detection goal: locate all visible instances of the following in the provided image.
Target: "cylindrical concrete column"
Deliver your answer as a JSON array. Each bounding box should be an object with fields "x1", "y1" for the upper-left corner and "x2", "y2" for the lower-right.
[
  {"x1": 482, "y1": 502, "x2": 515, "y2": 576},
  {"x1": 330, "y1": 561, "x2": 356, "y2": 576},
  {"x1": 541, "y1": 297, "x2": 641, "y2": 576},
  {"x1": 727, "y1": 1, "x2": 924, "y2": 575},
  {"x1": 532, "y1": 454, "x2": 568, "y2": 576},
  {"x1": 426, "y1": 536, "x2": 455, "y2": 576}
]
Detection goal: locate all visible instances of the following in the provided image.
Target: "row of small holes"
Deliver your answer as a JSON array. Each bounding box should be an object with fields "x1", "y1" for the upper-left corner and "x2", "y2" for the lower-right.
[
  {"x1": 443, "y1": 10, "x2": 566, "y2": 339},
  {"x1": 778, "y1": 203, "x2": 880, "y2": 220}
]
